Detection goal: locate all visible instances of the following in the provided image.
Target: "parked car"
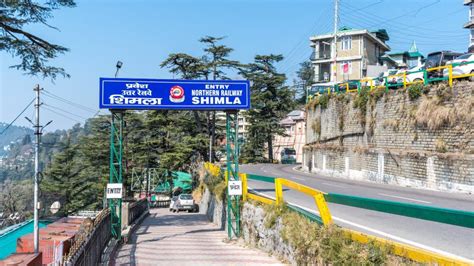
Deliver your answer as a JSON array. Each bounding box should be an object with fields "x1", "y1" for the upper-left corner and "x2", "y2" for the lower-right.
[
  {"x1": 442, "y1": 53, "x2": 474, "y2": 81},
  {"x1": 280, "y1": 148, "x2": 297, "y2": 164},
  {"x1": 425, "y1": 51, "x2": 462, "y2": 78},
  {"x1": 171, "y1": 194, "x2": 198, "y2": 213},
  {"x1": 376, "y1": 69, "x2": 399, "y2": 86},
  {"x1": 397, "y1": 64, "x2": 425, "y2": 84}
]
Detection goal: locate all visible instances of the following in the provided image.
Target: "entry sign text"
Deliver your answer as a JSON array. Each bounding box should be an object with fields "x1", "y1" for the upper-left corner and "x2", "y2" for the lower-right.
[
  {"x1": 99, "y1": 78, "x2": 250, "y2": 110},
  {"x1": 106, "y1": 183, "x2": 123, "y2": 199},
  {"x1": 228, "y1": 181, "x2": 242, "y2": 196}
]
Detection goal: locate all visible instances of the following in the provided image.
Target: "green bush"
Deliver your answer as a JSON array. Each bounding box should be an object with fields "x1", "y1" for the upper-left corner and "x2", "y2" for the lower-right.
[
  {"x1": 408, "y1": 84, "x2": 423, "y2": 100},
  {"x1": 353, "y1": 87, "x2": 369, "y2": 114},
  {"x1": 318, "y1": 94, "x2": 330, "y2": 109}
]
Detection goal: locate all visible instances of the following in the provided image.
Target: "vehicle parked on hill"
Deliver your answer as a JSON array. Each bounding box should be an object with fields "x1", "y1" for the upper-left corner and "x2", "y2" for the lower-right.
[
  {"x1": 425, "y1": 51, "x2": 462, "y2": 78},
  {"x1": 396, "y1": 64, "x2": 425, "y2": 84},
  {"x1": 171, "y1": 194, "x2": 198, "y2": 213},
  {"x1": 280, "y1": 148, "x2": 297, "y2": 164},
  {"x1": 443, "y1": 53, "x2": 474, "y2": 81}
]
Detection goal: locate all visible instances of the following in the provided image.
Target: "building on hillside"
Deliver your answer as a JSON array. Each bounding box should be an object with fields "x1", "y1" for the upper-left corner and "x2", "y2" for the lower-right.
[
  {"x1": 273, "y1": 110, "x2": 305, "y2": 163},
  {"x1": 380, "y1": 41, "x2": 424, "y2": 69},
  {"x1": 310, "y1": 26, "x2": 391, "y2": 82},
  {"x1": 215, "y1": 110, "x2": 250, "y2": 144},
  {"x1": 464, "y1": 0, "x2": 474, "y2": 52}
]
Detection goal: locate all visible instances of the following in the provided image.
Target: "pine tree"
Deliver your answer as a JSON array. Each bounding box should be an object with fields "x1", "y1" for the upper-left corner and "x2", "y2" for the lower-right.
[{"x1": 240, "y1": 54, "x2": 296, "y2": 162}]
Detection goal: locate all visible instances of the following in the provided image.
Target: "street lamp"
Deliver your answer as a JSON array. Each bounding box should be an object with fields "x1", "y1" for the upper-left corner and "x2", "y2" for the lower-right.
[{"x1": 115, "y1": 61, "x2": 123, "y2": 78}]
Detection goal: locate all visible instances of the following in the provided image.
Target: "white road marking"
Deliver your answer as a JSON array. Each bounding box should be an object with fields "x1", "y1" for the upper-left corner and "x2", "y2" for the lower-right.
[
  {"x1": 290, "y1": 176, "x2": 305, "y2": 181},
  {"x1": 378, "y1": 193, "x2": 431, "y2": 204},
  {"x1": 247, "y1": 189, "x2": 472, "y2": 263},
  {"x1": 322, "y1": 182, "x2": 345, "y2": 188}
]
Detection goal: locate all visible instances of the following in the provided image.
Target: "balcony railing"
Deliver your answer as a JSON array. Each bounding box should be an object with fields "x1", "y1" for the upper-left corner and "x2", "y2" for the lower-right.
[{"x1": 311, "y1": 51, "x2": 331, "y2": 61}]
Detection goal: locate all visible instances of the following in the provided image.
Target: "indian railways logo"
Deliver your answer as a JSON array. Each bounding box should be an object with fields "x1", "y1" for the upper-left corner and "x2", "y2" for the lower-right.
[{"x1": 169, "y1": 85, "x2": 185, "y2": 103}]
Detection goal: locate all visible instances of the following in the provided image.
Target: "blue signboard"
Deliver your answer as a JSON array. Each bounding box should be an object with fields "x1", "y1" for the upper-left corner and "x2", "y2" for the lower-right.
[{"x1": 99, "y1": 78, "x2": 250, "y2": 110}]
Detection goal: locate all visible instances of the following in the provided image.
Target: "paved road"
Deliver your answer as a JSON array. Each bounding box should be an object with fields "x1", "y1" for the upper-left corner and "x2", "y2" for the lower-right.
[
  {"x1": 241, "y1": 163, "x2": 474, "y2": 261},
  {"x1": 114, "y1": 208, "x2": 283, "y2": 266}
]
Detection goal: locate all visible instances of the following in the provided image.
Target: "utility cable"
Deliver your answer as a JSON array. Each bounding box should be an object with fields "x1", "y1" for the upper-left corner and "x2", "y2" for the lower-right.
[
  {"x1": 41, "y1": 90, "x2": 96, "y2": 113},
  {"x1": 0, "y1": 98, "x2": 35, "y2": 135}
]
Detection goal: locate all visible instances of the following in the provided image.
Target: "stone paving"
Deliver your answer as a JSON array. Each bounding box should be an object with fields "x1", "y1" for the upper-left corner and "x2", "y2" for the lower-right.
[{"x1": 114, "y1": 208, "x2": 283, "y2": 266}]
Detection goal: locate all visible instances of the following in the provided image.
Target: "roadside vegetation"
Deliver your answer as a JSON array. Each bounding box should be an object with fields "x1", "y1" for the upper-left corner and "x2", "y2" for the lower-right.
[{"x1": 260, "y1": 203, "x2": 417, "y2": 265}]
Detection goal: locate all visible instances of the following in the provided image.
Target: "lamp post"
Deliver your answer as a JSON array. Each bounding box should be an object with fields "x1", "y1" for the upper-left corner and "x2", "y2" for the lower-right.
[{"x1": 115, "y1": 61, "x2": 123, "y2": 78}]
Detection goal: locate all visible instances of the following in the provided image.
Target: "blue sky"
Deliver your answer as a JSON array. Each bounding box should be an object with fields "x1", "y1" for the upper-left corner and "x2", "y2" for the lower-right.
[{"x1": 0, "y1": 0, "x2": 468, "y2": 131}]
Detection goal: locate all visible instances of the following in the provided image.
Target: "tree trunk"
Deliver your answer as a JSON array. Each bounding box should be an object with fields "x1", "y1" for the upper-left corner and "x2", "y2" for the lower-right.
[{"x1": 267, "y1": 133, "x2": 273, "y2": 162}]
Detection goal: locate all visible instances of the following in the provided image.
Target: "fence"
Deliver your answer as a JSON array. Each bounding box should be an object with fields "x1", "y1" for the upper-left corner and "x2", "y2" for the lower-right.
[
  {"x1": 64, "y1": 209, "x2": 111, "y2": 266},
  {"x1": 239, "y1": 171, "x2": 474, "y2": 265},
  {"x1": 128, "y1": 198, "x2": 148, "y2": 226},
  {"x1": 64, "y1": 198, "x2": 149, "y2": 266},
  {"x1": 307, "y1": 61, "x2": 474, "y2": 103}
]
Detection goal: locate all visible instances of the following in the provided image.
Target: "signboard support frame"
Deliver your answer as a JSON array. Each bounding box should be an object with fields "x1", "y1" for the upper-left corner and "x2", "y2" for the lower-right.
[
  {"x1": 109, "y1": 110, "x2": 124, "y2": 239},
  {"x1": 226, "y1": 111, "x2": 240, "y2": 239}
]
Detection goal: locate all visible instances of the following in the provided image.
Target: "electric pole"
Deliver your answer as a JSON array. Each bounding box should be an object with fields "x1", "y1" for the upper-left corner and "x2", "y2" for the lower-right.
[
  {"x1": 33, "y1": 84, "x2": 41, "y2": 254},
  {"x1": 332, "y1": 0, "x2": 339, "y2": 82}
]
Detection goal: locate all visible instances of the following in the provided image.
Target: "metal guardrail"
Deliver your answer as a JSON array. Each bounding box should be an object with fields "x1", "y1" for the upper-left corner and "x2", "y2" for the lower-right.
[
  {"x1": 307, "y1": 60, "x2": 474, "y2": 103},
  {"x1": 64, "y1": 209, "x2": 111, "y2": 266},
  {"x1": 324, "y1": 193, "x2": 474, "y2": 228},
  {"x1": 128, "y1": 198, "x2": 148, "y2": 226},
  {"x1": 241, "y1": 171, "x2": 474, "y2": 265}
]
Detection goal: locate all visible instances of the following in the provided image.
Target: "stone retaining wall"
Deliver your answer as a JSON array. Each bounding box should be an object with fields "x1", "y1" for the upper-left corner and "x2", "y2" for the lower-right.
[{"x1": 304, "y1": 81, "x2": 473, "y2": 193}]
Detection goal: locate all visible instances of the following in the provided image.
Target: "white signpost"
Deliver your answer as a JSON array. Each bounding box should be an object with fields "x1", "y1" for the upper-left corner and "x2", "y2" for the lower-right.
[
  {"x1": 106, "y1": 183, "x2": 123, "y2": 199},
  {"x1": 228, "y1": 180, "x2": 242, "y2": 196}
]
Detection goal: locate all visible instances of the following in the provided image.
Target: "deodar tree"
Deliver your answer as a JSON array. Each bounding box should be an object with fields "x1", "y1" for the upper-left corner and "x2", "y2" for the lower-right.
[
  {"x1": 240, "y1": 54, "x2": 295, "y2": 162},
  {"x1": 0, "y1": 0, "x2": 75, "y2": 79}
]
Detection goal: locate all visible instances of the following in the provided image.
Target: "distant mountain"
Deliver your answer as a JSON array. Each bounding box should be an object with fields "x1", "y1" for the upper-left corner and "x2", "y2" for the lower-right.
[{"x1": 0, "y1": 122, "x2": 34, "y2": 156}]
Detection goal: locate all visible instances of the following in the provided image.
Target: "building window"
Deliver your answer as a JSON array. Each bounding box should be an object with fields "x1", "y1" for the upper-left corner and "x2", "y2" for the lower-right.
[
  {"x1": 341, "y1": 36, "x2": 352, "y2": 50},
  {"x1": 340, "y1": 61, "x2": 352, "y2": 74}
]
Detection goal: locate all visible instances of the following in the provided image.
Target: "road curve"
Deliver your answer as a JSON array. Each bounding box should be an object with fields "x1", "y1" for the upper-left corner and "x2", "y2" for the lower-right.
[{"x1": 240, "y1": 163, "x2": 474, "y2": 261}]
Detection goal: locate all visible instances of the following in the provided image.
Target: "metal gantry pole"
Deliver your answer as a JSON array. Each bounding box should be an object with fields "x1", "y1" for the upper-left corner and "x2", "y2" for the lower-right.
[
  {"x1": 226, "y1": 111, "x2": 240, "y2": 239},
  {"x1": 109, "y1": 110, "x2": 124, "y2": 239},
  {"x1": 33, "y1": 84, "x2": 41, "y2": 254}
]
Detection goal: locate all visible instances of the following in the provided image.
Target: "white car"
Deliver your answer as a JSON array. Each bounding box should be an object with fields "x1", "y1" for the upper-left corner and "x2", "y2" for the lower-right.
[
  {"x1": 397, "y1": 64, "x2": 425, "y2": 84},
  {"x1": 443, "y1": 53, "x2": 474, "y2": 81},
  {"x1": 171, "y1": 194, "x2": 198, "y2": 213}
]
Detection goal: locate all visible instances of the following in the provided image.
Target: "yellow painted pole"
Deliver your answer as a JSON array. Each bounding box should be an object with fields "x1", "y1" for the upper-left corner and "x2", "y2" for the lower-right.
[
  {"x1": 275, "y1": 178, "x2": 283, "y2": 205},
  {"x1": 241, "y1": 173, "x2": 248, "y2": 201},
  {"x1": 403, "y1": 72, "x2": 407, "y2": 89},
  {"x1": 448, "y1": 65, "x2": 453, "y2": 87},
  {"x1": 313, "y1": 193, "x2": 333, "y2": 225}
]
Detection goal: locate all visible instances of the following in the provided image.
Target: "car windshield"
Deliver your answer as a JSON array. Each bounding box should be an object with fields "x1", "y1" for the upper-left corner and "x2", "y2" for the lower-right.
[
  {"x1": 180, "y1": 194, "x2": 193, "y2": 200},
  {"x1": 284, "y1": 149, "x2": 296, "y2": 155},
  {"x1": 427, "y1": 53, "x2": 441, "y2": 64}
]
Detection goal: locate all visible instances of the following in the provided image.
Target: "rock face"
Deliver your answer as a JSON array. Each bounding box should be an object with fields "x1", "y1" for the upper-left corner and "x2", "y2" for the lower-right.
[
  {"x1": 303, "y1": 82, "x2": 473, "y2": 193},
  {"x1": 199, "y1": 188, "x2": 226, "y2": 230},
  {"x1": 241, "y1": 203, "x2": 295, "y2": 265}
]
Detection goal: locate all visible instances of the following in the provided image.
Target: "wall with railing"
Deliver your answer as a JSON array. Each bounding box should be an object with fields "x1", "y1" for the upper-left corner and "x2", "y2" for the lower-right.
[
  {"x1": 63, "y1": 198, "x2": 149, "y2": 265},
  {"x1": 239, "y1": 172, "x2": 474, "y2": 265},
  {"x1": 307, "y1": 61, "x2": 474, "y2": 102}
]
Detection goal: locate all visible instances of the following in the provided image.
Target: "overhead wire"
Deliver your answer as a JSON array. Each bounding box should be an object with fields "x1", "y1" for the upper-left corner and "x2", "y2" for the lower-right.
[{"x1": 0, "y1": 98, "x2": 35, "y2": 135}]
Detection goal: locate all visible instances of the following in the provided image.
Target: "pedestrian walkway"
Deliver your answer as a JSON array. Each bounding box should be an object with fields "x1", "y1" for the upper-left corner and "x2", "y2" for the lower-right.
[{"x1": 114, "y1": 208, "x2": 283, "y2": 266}]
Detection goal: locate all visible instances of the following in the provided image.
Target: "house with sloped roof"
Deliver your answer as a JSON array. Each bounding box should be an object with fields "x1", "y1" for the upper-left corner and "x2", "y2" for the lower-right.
[
  {"x1": 310, "y1": 26, "x2": 391, "y2": 82},
  {"x1": 381, "y1": 41, "x2": 424, "y2": 69},
  {"x1": 273, "y1": 110, "x2": 306, "y2": 163}
]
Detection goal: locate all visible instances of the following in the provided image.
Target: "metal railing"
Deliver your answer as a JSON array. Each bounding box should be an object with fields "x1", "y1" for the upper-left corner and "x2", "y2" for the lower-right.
[
  {"x1": 128, "y1": 198, "x2": 148, "y2": 226},
  {"x1": 240, "y1": 172, "x2": 474, "y2": 265},
  {"x1": 64, "y1": 209, "x2": 111, "y2": 266},
  {"x1": 307, "y1": 60, "x2": 474, "y2": 103}
]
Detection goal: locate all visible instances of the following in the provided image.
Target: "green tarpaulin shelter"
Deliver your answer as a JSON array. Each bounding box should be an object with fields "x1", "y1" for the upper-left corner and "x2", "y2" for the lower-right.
[{"x1": 153, "y1": 171, "x2": 192, "y2": 194}]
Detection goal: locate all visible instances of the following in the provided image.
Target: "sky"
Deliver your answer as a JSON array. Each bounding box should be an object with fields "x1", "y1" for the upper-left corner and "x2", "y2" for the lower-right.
[{"x1": 0, "y1": 0, "x2": 468, "y2": 131}]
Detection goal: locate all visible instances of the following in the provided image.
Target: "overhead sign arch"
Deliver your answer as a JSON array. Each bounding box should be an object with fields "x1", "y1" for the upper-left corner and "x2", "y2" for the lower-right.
[{"x1": 100, "y1": 77, "x2": 248, "y2": 240}]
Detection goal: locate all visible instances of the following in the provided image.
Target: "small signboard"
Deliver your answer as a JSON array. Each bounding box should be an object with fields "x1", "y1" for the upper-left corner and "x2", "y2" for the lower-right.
[
  {"x1": 106, "y1": 183, "x2": 123, "y2": 199},
  {"x1": 99, "y1": 78, "x2": 250, "y2": 110},
  {"x1": 228, "y1": 180, "x2": 242, "y2": 196}
]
